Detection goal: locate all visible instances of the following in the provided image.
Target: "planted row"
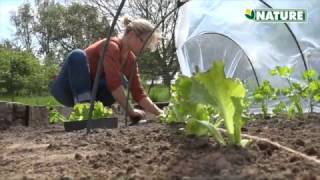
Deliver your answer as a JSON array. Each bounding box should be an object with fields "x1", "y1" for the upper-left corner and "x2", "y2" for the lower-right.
[
  {"x1": 161, "y1": 62, "x2": 320, "y2": 147},
  {"x1": 254, "y1": 66, "x2": 320, "y2": 119}
]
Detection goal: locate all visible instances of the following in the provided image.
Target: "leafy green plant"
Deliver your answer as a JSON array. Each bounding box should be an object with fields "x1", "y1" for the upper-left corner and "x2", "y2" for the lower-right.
[
  {"x1": 68, "y1": 102, "x2": 113, "y2": 121},
  {"x1": 302, "y1": 69, "x2": 320, "y2": 112},
  {"x1": 272, "y1": 101, "x2": 287, "y2": 115},
  {"x1": 148, "y1": 85, "x2": 170, "y2": 102},
  {"x1": 253, "y1": 80, "x2": 277, "y2": 118},
  {"x1": 161, "y1": 61, "x2": 249, "y2": 147},
  {"x1": 270, "y1": 66, "x2": 303, "y2": 119},
  {"x1": 253, "y1": 67, "x2": 320, "y2": 118},
  {"x1": 48, "y1": 108, "x2": 67, "y2": 124},
  {"x1": 48, "y1": 101, "x2": 113, "y2": 124}
]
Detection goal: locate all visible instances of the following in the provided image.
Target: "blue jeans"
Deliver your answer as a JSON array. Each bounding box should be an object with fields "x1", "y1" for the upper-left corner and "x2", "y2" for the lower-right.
[{"x1": 50, "y1": 49, "x2": 115, "y2": 107}]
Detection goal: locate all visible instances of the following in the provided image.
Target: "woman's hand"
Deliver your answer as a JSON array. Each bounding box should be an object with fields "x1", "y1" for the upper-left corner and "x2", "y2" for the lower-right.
[
  {"x1": 129, "y1": 108, "x2": 146, "y2": 118},
  {"x1": 128, "y1": 108, "x2": 146, "y2": 125},
  {"x1": 157, "y1": 109, "x2": 164, "y2": 116}
]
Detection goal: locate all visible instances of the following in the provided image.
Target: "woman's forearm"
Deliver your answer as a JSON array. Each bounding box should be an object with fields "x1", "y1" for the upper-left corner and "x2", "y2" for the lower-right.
[
  {"x1": 138, "y1": 97, "x2": 162, "y2": 115},
  {"x1": 112, "y1": 86, "x2": 162, "y2": 116}
]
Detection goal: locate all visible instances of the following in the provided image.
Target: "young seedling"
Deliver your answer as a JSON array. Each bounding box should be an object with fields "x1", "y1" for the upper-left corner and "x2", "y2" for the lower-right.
[
  {"x1": 253, "y1": 80, "x2": 277, "y2": 118},
  {"x1": 302, "y1": 69, "x2": 320, "y2": 113},
  {"x1": 270, "y1": 66, "x2": 303, "y2": 119},
  {"x1": 48, "y1": 107, "x2": 67, "y2": 124}
]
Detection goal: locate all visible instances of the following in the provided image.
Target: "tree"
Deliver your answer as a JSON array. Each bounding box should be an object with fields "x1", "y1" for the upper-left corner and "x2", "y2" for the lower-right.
[
  {"x1": 25, "y1": 63, "x2": 58, "y2": 96},
  {"x1": 86, "y1": 0, "x2": 124, "y2": 33},
  {"x1": 5, "y1": 0, "x2": 110, "y2": 96},
  {"x1": 33, "y1": 0, "x2": 66, "y2": 64},
  {"x1": 33, "y1": 1, "x2": 113, "y2": 64},
  {"x1": 11, "y1": 0, "x2": 111, "y2": 65},
  {"x1": 129, "y1": 0, "x2": 180, "y2": 88},
  {"x1": 10, "y1": 2, "x2": 34, "y2": 52},
  {"x1": 0, "y1": 40, "x2": 19, "y2": 50},
  {"x1": 0, "y1": 48, "x2": 38, "y2": 99},
  {"x1": 55, "y1": 3, "x2": 111, "y2": 53},
  {"x1": 0, "y1": 45, "x2": 57, "y2": 98}
]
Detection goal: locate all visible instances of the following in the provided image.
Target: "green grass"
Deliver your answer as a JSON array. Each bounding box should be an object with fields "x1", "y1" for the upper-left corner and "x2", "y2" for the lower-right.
[
  {"x1": 148, "y1": 85, "x2": 171, "y2": 102},
  {"x1": 0, "y1": 85, "x2": 170, "y2": 106},
  {"x1": 0, "y1": 96, "x2": 61, "y2": 106}
]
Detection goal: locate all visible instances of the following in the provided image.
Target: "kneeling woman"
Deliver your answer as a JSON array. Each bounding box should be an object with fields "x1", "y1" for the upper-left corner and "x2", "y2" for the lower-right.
[{"x1": 51, "y1": 16, "x2": 162, "y2": 120}]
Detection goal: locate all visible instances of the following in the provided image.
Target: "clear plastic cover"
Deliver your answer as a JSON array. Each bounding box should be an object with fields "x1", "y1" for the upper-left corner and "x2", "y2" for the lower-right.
[{"x1": 175, "y1": 0, "x2": 320, "y2": 112}]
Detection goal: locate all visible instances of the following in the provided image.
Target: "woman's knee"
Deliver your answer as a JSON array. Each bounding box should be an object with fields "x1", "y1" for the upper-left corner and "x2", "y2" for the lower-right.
[
  {"x1": 67, "y1": 49, "x2": 87, "y2": 65},
  {"x1": 50, "y1": 80, "x2": 74, "y2": 107}
]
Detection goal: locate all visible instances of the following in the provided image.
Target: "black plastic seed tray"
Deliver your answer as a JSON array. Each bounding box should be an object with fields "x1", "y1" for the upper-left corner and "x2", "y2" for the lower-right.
[{"x1": 64, "y1": 117, "x2": 118, "y2": 132}]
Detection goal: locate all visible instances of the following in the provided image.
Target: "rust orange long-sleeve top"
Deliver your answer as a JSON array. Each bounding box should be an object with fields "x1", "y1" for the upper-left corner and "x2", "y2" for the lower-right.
[{"x1": 85, "y1": 37, "x2": 147, "y2": 103}]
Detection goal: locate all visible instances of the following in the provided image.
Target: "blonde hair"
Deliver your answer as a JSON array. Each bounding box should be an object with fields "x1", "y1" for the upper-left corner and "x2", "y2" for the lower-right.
[{"x1": 122, "y1": 15, "x2": 161, "y2": 51}]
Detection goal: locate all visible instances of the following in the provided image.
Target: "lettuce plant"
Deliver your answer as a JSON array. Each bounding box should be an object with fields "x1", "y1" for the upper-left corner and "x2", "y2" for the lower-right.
[
  {"x1": 162, "y1": 61, "x2": 249, "y2": 147},
  {"x1": 68, "y1": 102, "x2": 113, "y2": 121},
  {"x1": 49, "y1": 101, "x2": 113, "y2": 124}
]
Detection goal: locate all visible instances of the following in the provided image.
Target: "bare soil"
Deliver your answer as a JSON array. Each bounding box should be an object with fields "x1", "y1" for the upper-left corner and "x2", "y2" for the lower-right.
[{"x1": 0, "y1": 113, "x2": 319, "y2": 180}]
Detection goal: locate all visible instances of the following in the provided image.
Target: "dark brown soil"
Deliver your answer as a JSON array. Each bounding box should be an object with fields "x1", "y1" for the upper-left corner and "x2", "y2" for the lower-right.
[{"x1": 0, "y1": 113, "x2": 319, "y2": 180}]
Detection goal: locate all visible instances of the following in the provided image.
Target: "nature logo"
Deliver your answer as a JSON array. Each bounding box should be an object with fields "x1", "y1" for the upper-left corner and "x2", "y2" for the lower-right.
[
  {"x1": 245, "y1": 9, "x2": 255, "y2": 19},
  {"x1": 244, "y1": 8, "x2": 306, "y2": 22}
]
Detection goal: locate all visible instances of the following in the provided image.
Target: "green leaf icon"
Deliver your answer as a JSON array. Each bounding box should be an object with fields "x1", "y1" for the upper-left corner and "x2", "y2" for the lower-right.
[{"x1": 245, "y1": 9, "x2": 254, "y2": 19}]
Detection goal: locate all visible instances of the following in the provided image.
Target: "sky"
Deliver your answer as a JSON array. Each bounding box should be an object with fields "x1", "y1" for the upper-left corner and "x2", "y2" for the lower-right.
[
  {"x1": 0, "y1": 0, "x2": 71, "y2": 42},
  {"x1": 0, "y1": 0, "x2": 25, "y2": 41}
]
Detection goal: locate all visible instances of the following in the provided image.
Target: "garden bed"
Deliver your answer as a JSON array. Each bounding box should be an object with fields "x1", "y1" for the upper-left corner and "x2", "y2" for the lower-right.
[{"x1": 0, "y1": 112, "x2": 319, "y2": 179}]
